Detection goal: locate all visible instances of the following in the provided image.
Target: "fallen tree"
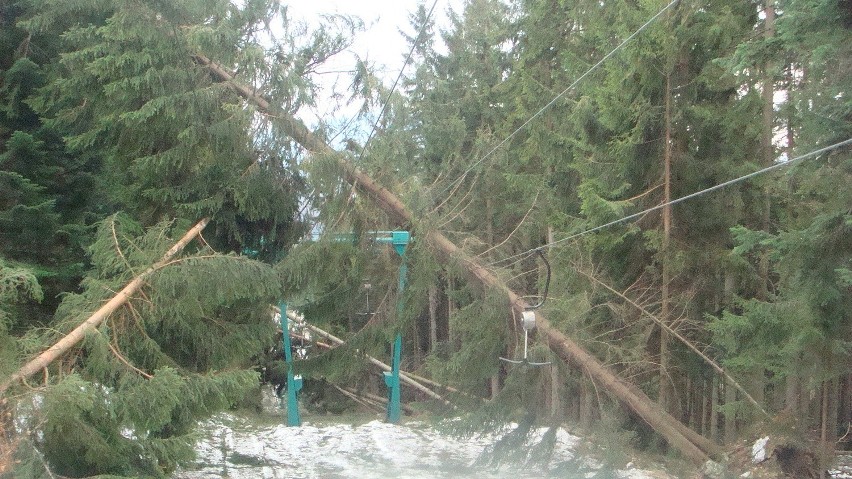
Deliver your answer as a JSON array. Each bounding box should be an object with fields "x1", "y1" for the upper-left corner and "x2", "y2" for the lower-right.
[
  {"x1": 274, "y1": 306, "x2": 455, "y2": 406},
  {"x1": 0, "y1": 218, "x2": 210, "y2": 398},
  {"x1": 198, "y1": 56, "x2": 721, "y2": 465}
]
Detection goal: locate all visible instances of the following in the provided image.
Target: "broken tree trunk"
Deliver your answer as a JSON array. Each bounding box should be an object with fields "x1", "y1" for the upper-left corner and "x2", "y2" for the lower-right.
[
  {"x1": 198, "y1": 56, "x2": 720, "y2": 465},
  {"x1": 0, "y1": 218, "x2": 210, "y2": 397},
  {"x1": 271, "y1": 305, "x2": 456, "y2": 405},
  {"x1": 304, "y1": 322, "x2": 454, "y2": 408}
]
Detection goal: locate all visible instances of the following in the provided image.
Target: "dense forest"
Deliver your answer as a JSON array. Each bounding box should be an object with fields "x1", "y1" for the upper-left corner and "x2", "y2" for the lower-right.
[{"x1": 0, "y1": 0, "x2": 850, "y2": 476}]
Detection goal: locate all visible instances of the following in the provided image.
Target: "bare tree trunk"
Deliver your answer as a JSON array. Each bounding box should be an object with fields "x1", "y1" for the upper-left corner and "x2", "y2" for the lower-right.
[
  {"x1": 580, "y1": 379, "x2": 594, "y2": 430},
  {"x1": 660, "y1": 72, "x2": 674, "y2": 414},
  {"x1": 711, "y1": 374, "x2": 720, "y2": 443},
  {"x1": 547, "y1": 228, "x2": 561, "y2": 421},
  {"x1": 725, "y1": 382, "x2": 737, "y2": 444},
  {"x1": 842, "y1": 375, "x2": 852, "y2": 443},
  {"x1": 822, "y1": 378, "x2": 839, "y2": 449},
  {"x1": 429, "y1": 285, "x2": 438, "y2": 352},
  {"x1": 200, "y1": 56, "x2": 720, "y2": 464},
  {"x1": 786, "y1": 358, "x2": 800, "y2": 416},
  {"x1": 822, "y1": 380, "x2": 830, "y2": 443},
  {"x1": 701, "y1": 379, "x2": 709, "y2": 437},
  {"x1": 758, "y1": 0, "x2": 776, "y2": 301},
  {"x1": 486, "y1": 196, "x2": 500, "y2": 400},
  {"x1": 448, "y1": 276, "x2": 456, "y2": 347},
  {"x1": 0, "y1": 218, "x2": 210, "y2": 397}
]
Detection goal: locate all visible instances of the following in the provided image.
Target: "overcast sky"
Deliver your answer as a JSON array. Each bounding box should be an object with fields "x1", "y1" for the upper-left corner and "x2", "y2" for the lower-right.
[
  {"x1": 287, "y1": 0, "x2": 462, "y2": 73},
  {"x1": 285, "y1": 0, "x2": 465, "y2": 137}
]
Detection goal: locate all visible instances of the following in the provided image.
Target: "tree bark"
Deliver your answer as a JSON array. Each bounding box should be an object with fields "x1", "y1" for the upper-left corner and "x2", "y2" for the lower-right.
[
  {"x1": 725, "y1": 381, "x2": 737, "y2": 444},
  {"x1": 199, "y1": 56, "x2": 720, "y2": 465},
  {"x1": 547, "y1": 227, "x2": 561, "y2": 421},
  {"x1": 758, "y1": 0, "x2": 775, "y2": 301},
  {"x1": 711, "y1": 374, "x2": 719, "y2": 443},
  {"x1": 0, "y1": 218, "x2": 210, "y2": 397},
  {"x1": 660, "y1": 71, "x2": 674, "y2": 414},
  {"x1": 486, "y1": 195, "x2": 499, "y2": 400},
  {"x1": 428, "y1": 285, "x2": 438, "y2": 352}
]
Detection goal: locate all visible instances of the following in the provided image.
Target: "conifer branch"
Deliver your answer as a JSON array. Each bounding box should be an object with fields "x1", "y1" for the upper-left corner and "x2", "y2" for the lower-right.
[
  {"x1": 0, "y1": 218, "x2": 210, "y2": 398},
  {"x1": 103, "y1": 332, "x2": 153, "y2": 380},
  {"x1": 575, "y1": 267, "x2": 770, "y2": 418},
  {"x1": 111, "y1": 215, "x2": 135, "y2": 275}
]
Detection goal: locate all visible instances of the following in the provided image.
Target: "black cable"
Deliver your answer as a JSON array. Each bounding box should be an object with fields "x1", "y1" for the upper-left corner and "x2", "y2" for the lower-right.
[
  {"x1": 489, "y1": 137, "x2": 852, "y2": 269},
  {"x1": 357, "y1": 0, "x2": 441, "y2": 161}
]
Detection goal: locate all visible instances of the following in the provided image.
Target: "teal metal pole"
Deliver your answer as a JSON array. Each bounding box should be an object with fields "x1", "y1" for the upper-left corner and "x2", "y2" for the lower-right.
[
  {"x1": 279, "y1": 301, "x2": 303, "y2": 426},
  {"x1": 383, "y1": 231, "x2": 409, "y2": 423}
]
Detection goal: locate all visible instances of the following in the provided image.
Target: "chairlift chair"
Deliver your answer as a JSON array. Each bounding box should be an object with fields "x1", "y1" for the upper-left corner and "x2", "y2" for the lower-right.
[{"x1": 499, "y1": 250, "x2": 552, "y2": 368}]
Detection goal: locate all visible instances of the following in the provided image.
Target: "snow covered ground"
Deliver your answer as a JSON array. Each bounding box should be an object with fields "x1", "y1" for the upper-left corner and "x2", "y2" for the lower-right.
[
  {"x1": 830, "y1": 454, "x2": 852, "y2": 479},
  {"x1": 176, "y1": 414, "x2": 671, "y2": 479}
]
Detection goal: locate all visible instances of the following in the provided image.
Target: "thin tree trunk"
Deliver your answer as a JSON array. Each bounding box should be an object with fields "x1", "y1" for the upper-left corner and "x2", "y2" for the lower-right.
[
  {"x1": 660, "y1": 72, "x2": 674, "y2": 414},
  {"x1": 200, "y1": 56, "x2": 720, "y2": 464},
  {"x1": 701, "y1": 379, "x2": 709, "y2": 437},
  {"x1": 837, "y1": 374, "x2": 852, "y2": 442},
  {"x1": 0, "y1": 218, "x2": 210, "y2": 397},
  {"x1": 750, "y1": 3, "x2": 776, "y2": 418},
  {"x1": 486, "y1": 195, "x2": 499, "y2": 400},
  {"x1": 448, "y1": 276, "x2": 456, "y2": 347},
  {"x1": 786, "y1": 359, "x2": 800, "y2": 416},
  {"x1": 758, "y1": 0, "x2": 775, "y2": 301},
  {"x1": 548, "y1": 226, "x2": 561, "y2": 421},
  {"x1": 711, "y1": 374, "x2": 719, "y2": 443},
  {"x1": 725, "y1": 381, "x2": 737, "y2": 444},
  {"x1": 429, "y1": 285, "x2": 438, "y2": 352},
  {"x1": 580, "y1": 379, "x2": 594, "y2": 430},
  {"x1": 822, "y1": 378, "x2": 839, "y2": 449},
  {"x1": 821, "y1": 380, "x2": 830, "y2": 443}
]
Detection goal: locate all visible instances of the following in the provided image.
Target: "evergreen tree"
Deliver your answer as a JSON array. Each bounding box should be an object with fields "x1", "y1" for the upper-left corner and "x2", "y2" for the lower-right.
[
  {"x1": 711, "y1": 0, "x2": 851, "y2": 439},
  {"x1": 1, "y1": 0, "x2": 357, "y2": 475},
  {"x1": 1, "y1": 3, "x2": 97, "y2": 330}
]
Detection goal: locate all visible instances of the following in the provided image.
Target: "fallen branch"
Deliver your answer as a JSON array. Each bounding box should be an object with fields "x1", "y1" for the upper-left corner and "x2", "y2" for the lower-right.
[
  {"x1": 332, "y1": 384, "x2": 384, "y2": 414},
  {"x1": 304, "y1": 322, "x2": 454, "y2": 408},
  {"x1": 0, "y1": 218, "x2": 210, "y2": 397},
  {"x1": 272, "y1": 305, "x2": 456, "y2": 407},
  {"x1": 340, "y1": 386, "x2": 416, "y2": 415},
  {"x1": 575, "y1": 267, "x2": 769, "y2": 417}
]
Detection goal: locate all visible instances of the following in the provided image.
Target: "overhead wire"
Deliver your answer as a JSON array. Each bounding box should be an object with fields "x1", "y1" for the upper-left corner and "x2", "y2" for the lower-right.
[
  {"x1": 321, "y1": 0, "x2": 441, "y2": 233},
  {"x1": 356, "y1": 0, "x2": 441, "y2": 162},
  {"x1": 432, "y1": 0, "x2": 682, "y2": 200},
  {"x1": 487, "y1": 137, "x2": 852, "y2": 268}
]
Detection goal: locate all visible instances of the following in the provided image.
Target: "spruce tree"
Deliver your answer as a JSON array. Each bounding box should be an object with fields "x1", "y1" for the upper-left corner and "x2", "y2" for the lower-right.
[{"x1": 1, "y1": 0, "x2": 358, "y2": 475}]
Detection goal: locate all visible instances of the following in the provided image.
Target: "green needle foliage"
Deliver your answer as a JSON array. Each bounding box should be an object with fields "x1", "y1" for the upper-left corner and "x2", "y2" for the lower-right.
[
  {"x1": 1, "y1": 0, "x2": 355, "y2": 476},
  {"x1": 11, "y1": 216, "x2": 285, "y2": 477}
]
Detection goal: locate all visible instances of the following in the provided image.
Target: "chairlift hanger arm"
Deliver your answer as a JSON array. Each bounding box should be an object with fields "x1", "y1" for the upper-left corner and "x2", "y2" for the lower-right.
[{"x1": 525, "y1": 250, "x2": 550, "y2": 311}]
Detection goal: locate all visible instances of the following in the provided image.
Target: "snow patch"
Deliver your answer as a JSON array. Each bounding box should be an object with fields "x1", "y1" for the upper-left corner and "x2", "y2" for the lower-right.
[
  {"x1": 751, "y1": 436, "x2": 770, "y2": 464},
  {"x1": 176, "y1": 414, "x2": 670, "y2": 479}
]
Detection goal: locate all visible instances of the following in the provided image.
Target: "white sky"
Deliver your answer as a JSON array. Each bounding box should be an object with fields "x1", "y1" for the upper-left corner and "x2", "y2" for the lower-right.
[
  {"x1": 285, "y1": 0, "x2": 465, "y2": 139},
  {"x1": 287, "y1": 0, "x2": 461, "y2": 73}
]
